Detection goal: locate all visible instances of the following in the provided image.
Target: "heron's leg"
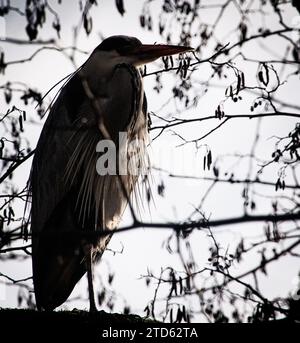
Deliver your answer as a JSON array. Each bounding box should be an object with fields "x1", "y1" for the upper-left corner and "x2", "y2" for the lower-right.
[{"x1": 84, "y1": 244, "x2": 97, "y2": 312}]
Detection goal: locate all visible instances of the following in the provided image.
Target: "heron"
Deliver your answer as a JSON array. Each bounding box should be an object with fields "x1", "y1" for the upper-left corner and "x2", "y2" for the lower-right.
[{"x1": 30, "y1": 35, "x2": 193, "y2": 311}]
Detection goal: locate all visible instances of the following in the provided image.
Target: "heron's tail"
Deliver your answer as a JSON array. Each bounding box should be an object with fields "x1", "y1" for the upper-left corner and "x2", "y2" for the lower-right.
[{"x1": 31, "y1": 187, "x2": 90, "y2": 311}]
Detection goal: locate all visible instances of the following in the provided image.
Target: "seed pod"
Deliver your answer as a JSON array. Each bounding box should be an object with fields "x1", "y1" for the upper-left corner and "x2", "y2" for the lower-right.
[
  {"x1": 4, "y1": 88, "x2": 12, "y2": 104},
  {"x1": 176, "y1": 61, "x2": 182, "y2": 74},
  {"x1": 170, "y1": 308, "x2": 173, "y2": 323},
  {"x1": 258, "y1": 70, "x2": 264, "y2": 84},
  {"x1": 263, "y1": 63, "x2": 269, "y2": 85},
  {"x1": 115, "y1": 0, "x2": 125, "y2": 16},
  {"x1": 170, "y1": 55, "x2": 174, "y2": 68},
  {"x1": 236, "y1": 73, "x2": 241, "y2": 94},
  {"x1": 162, "y1": 56, "x2": 169, "y2": 69},
  {"x1": 19, "y1": 115, "x2": 24, "y2": 132},
  {"x1": 139, "y1": 15, "x2": 145, "y2": 27},
  {"x1": 179, "y1": 276, "x2": 183, "y2": 295},
  {"x1": 241, "y1": 72, "x2": 245, "y2": 88},
  {"x1": 207, "y1": 150, "x2": 212, "y2": 170}
]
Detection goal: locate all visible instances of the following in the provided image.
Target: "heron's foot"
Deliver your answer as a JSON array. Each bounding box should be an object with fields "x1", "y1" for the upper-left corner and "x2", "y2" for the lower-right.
[
  {"x1": 89, "y1": 302, "x2": 98, "y2": 313},
  {"x1": 83, "y1": 243, "x2": 98, "y2": 314}
]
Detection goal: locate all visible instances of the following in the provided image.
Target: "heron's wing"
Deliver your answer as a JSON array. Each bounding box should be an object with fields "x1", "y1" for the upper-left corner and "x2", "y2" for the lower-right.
[
  {"x1": 30, "y1": 64, "x2": 146, "y2": 310},
  {"x1": 30, "y1": 73, "x2": 84, "y2": 234},
  {"x1": 30, "y1": 71, "x2": 91, "y2": 309}
]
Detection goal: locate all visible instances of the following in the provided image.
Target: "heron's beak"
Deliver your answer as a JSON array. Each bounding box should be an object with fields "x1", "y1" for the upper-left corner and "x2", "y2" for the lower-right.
[{"x1": 132, "y1": 44, "x2": 194, "y2": 65}]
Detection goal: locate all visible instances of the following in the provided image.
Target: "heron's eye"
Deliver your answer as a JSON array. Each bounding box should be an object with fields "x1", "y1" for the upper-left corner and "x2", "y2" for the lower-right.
[{"x1": 118, "y1": 44, "x2": 139, "y2": 55}]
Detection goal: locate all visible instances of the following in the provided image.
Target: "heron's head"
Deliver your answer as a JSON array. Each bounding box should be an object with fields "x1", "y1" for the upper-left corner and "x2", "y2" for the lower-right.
[{"x1": 94, "y1": 35, "x2": 193, "y2": 66}]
